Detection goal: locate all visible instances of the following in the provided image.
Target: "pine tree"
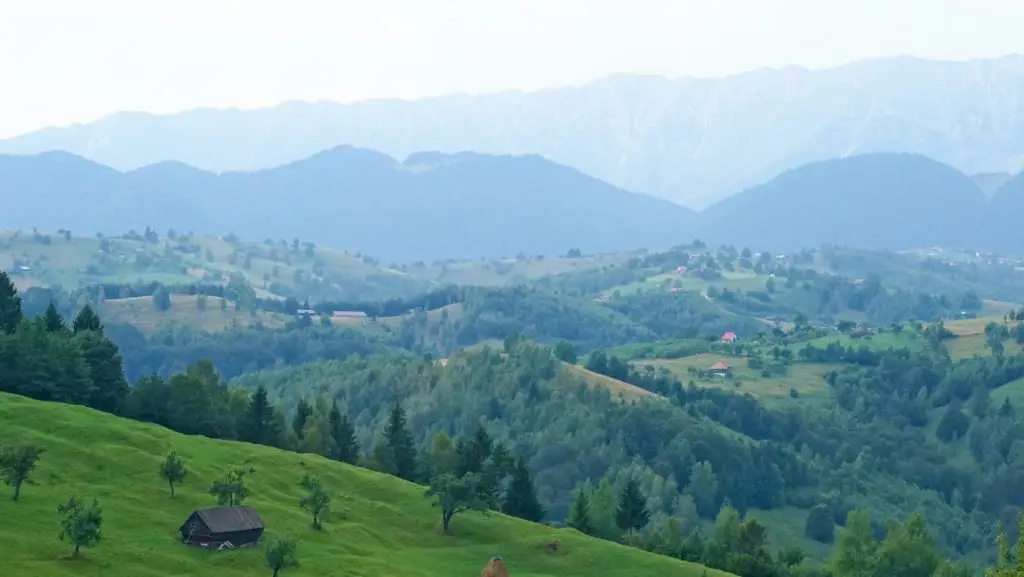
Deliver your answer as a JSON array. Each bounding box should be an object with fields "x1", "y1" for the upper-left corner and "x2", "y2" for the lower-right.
[
  {"x1": 457, "y1": 424, "x2": 493, "y2": 475},
  {"x1": 292, "y1": 398, "x2": 312, "y2": 440},
  {"x1": 383, "y1": 404, "x2": 418, "y2": 481},
  {"x1": 566, "y1": 485, "x2": 594, "y2": 535},
  {"x1": 328, "y1": 401, "x2": 359, "y2": 464},
  {"x1": 615, "y1": 479, "x2": 651, "y2": 540},
  {"x1": 0, "y1": 271, "x2": 22, "y2": 334},
  {"x1": 71, "y1": 305, "x2": 103, "y2": 334},
  {"x1": 242, "y1": 386, "x2": 282, "y2": 446},
  {"x1": 77, "y1": 331, "x2": 129, "y2": 414},
  {"x1": 42, "y1": 302, "x2": 66, "y2": 333},
  {"x1": 502, "y1": 457, "x2": 545, "y2": 522}
]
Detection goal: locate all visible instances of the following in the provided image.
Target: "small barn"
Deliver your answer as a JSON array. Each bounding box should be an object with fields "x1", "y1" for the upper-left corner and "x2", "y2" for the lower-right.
[{"x1": 179, "y1": 505, "x2": 265, "y2": 550}]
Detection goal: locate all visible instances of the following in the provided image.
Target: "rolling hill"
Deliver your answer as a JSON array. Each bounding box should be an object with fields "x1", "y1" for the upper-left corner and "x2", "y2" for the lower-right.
[
  {"x1": 4, "y1": 55, "x2": 1024, "y2": 207},
  {"x1": 696, "y1": 153, "x2": 991, "y2": 252},
  {"x1": 0, "y1": 392, "x2": 729, "y2": 577},
  {"x1": 0, "y1": 148, "x2": 696, "y2": 262}
]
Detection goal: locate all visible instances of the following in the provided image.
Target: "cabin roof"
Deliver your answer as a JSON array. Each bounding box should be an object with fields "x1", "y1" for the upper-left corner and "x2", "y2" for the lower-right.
[{"x1": 189, "y1": 506, "x2": 264, "y2": 533}]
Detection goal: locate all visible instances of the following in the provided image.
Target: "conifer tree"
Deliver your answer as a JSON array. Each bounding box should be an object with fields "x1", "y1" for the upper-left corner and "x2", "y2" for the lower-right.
[
  {"x1": 292, "y1": 398, "x2": 312, "y2": 440},
  {"x1": 328, "y1": 401, "x2": 359, "y2": 464},
  {"x1": 77, "y1": 331, "x2": 129, "y2": 413},
  {"x1": 566, "y1": 485, "x2": 594, "y2": 535},
  {"x1": 615, "y1": 479, "x2": 651, "y2": 541},
  {"x1": 382, "y1": 404, "x2": 418, "y2": 481},
  {"x1": 0, "y1": 271, "x2": 22, "y2": 334},
  {"x1": 502, "y1": 457, "x2": 545, "y2": 522},
  {"x1": 42, "y1": 302, "x2": 66, "y2": 333},
  {"x1": 71, "y1": 305, "x2": 103, "y2": 334},
  {"x1": 242, "y1": 386, "x2": 282, "y2": 446}
]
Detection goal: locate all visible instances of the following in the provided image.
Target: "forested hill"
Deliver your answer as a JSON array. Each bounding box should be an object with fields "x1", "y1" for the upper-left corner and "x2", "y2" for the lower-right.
[
  {"x1": 4, "y1": 148, "x2": 1024, "y2": 260},
  {"x1": 7, "y1": 225, "x2": 1024, "y2": 576},
  {"x1": 0, "y1": 147, "x2": 695, "y2": 262},
  {"x1": 696, "y1": 153, "x2": 992, "y2": 252}
]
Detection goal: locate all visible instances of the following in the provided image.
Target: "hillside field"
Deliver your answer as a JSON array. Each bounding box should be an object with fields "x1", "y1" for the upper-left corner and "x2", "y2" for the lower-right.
[
  {"x1": 99, "y1": 294, "x2": 288, "y2": 334},
  {"x1": 642, "y1": 354, "x2": 837, "y2": 407},
  {"x1": 0, "y1": 393, "x2": 729, "y2": 577}
]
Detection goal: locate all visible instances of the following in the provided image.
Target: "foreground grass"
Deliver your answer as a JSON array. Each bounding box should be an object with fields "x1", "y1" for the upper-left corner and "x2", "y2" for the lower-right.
[{"x1": 0, "y1": 393, "x2": 729, "y2": 577}]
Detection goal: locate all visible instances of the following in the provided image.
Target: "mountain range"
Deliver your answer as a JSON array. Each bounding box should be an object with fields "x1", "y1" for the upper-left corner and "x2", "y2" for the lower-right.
[
  {"x1": 1, "y1": 147, "x2": 1021, "y2": 260},
  {"x1": 3, "y1": 55, "x2": 1024, "y2": 208},
  {"x1": 0, "y1": 147, "x2": 695, "y2": 262}
]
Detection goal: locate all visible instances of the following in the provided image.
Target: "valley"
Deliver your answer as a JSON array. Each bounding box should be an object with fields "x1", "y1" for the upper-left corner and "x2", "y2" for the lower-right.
[{"x1": 3, "y1": 227, "x2": 1024, "y2": 576}]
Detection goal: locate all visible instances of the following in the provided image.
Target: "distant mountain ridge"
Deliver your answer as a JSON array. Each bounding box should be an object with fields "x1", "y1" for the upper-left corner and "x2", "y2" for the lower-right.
[
  {"x1": 3, "y1": 55, "x2": 1024, "y2": 207},
  {"x1": 0, "y1": 148, "x2": 1021, "y2": 260},
  {"x1": 0, "y1": 147, "x2": 696, "y2": 262}
]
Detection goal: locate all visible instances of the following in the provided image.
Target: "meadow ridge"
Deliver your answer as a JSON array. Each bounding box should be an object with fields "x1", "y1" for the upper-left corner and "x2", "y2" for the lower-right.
[{"x1": 0, "y1": 392, "x2": 731, "y2": 577}]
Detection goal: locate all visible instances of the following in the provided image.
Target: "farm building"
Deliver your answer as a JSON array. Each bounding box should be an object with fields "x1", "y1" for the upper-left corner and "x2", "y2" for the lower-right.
[
  {"x1": 709, "y1": 362, "x2": 732, "y2": 376},
  {"x1": 333, "y1": 310, "x2": 368, "y2": 318},
  {"x1": 179, "y1": 505, "x2": 265, "y2": 549},
  {"x1": 721, "y1": 331, "x2": 738, "y2": 343}
]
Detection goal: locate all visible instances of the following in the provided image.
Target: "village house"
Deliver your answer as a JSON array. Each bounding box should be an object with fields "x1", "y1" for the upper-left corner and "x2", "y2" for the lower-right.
[
  {"x1": 709, "y1": 361, "x2": 732, "y2": 377},
  {"x1": 179, "y1": 505, "x2": 265, "y2": 550},
  {"x1": 721, "y1": 331, "x2": 738, "y2": 343}
]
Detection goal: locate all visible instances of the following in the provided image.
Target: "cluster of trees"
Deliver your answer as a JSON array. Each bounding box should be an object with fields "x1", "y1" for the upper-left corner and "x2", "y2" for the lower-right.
[{"x1": 1, "y1": 275, "x2": 129, "y2": 414}]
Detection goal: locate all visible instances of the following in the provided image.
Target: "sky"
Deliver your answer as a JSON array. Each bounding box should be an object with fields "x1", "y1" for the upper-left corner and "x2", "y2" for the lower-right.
[{"x1": 1, "y1": 0, "x2": 1023, "y2": 138}]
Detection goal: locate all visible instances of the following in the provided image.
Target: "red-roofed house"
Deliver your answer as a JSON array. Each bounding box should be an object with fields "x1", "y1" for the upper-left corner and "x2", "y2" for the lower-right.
[
  {"x1": 721, "y1": 331, "x2": 738, "y2": 343},
  {"x1": 709, "y1": 361, "x2": 732, "y2": 376}
]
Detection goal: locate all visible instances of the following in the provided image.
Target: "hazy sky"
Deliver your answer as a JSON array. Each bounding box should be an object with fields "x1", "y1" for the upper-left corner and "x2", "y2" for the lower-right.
[{"x1": 1, "y1": 0, "x2": 1022, "y2": 138}]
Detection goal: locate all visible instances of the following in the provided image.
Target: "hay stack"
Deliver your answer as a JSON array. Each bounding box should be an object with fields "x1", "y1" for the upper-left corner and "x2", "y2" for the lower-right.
[{"x1": 480, "y1": 555, "x2": 509, "y2": 577}]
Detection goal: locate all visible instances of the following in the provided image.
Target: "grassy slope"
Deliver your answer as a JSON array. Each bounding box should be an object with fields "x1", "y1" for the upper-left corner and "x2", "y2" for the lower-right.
[
  {"x1": 643, "y1": 354, "x2": 836, "y2": 407},
  {"x1": 0, "y1": 394, "x2": 730, "y2": 577},
  {"x1": 560, "y1": 363, "x2": 664, "y2": 403},
  {"x1": 99, "y1": 294, "x2": 287, "y2": 334}
]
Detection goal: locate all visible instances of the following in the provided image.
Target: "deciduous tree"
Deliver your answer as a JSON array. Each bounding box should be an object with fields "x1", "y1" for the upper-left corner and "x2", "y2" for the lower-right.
[
  {"x1": 208, "y1": 466, "x2": 255, "y2": 506},
  {"x1": 57, "y1": 497, "x2": 102, "y2": 557},
  {"x1": 298, "y1": 474, "x2": 331, "y2": 530},
  {"x1": 0, "y1": 443, "x2": 44, "y2": 500},
  {"x1": 158, "y1": 450, "x2": 187, "y2": 497},
  {"x1": 265, "y1": 538, "x2": 299, "y2": 577}
]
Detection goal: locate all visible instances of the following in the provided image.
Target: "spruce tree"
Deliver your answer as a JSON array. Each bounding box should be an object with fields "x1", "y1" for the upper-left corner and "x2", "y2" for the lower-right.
[
  {"x1": 328, "y1": 401, "x2": 359, "y2": 464},
  {"x1": 42, "y1": 303, "x2": 66, "y2": 333},
  {"x1": 242, "y1": 386, "x2": 281, "y2": 446},
  {"x1": 71, "y1": 305, "x2": 103, "y2": 334},
  {"x1": 615, "y1": 479, "x2": 651, "y2": 539},
  {"x1": 292, "y1": 398, "x2": 312, "y2": 440},
  {"x1": 0, "y1": 271, "x2": 22, "y2": 334},
  {"x1": 77, "y1": 331, "x2": 129, "y2": 413},
  {"x1": 502, "y1": 457, "x2": 545, "y2": 522},
  {"x1": 383, "y1": 404, "x2": 417, "y2": 481},
  {"x1": 566, "y1": 486, "x2": 594, "y2": 535}
]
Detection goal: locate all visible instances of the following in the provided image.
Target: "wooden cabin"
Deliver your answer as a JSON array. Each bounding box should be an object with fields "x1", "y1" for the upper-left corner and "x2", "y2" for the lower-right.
[{"x1": 179, "y1": 505, "x2": 265, "y2": 549}]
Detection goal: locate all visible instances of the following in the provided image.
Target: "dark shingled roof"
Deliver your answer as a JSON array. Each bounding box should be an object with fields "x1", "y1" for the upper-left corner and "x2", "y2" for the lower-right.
[{"x1": 194, "y1": 506, "x2": 264, "y2": 533}]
